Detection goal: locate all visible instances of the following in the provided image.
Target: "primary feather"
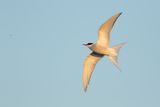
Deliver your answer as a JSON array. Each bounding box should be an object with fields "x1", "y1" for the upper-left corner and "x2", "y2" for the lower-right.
[
  {"x1": 97, "y1": 12, "x2": 122, "y2": 48},
  {"x1": 82, "y1": 52, "x2": 103, "y2": 92}
]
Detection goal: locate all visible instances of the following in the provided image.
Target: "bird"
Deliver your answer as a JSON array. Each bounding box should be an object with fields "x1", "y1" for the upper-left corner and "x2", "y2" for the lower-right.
[{"x1": 82, "y1": 12, "x2": 127, "y2": 92}]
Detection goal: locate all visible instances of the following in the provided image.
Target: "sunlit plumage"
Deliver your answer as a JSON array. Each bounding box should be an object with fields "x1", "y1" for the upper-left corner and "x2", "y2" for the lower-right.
[{"x1": 82, "y1": 12, "x2": 127, "y2": 92}]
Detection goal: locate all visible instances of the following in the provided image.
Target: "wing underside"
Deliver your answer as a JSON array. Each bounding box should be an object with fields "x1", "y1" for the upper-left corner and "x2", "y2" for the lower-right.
[
  {"x1": 97, "y1": 12, "x2": 122, "y2": 48},
  {"x1": 82, "y1": 52, "x2": 103, "y2": 92}
]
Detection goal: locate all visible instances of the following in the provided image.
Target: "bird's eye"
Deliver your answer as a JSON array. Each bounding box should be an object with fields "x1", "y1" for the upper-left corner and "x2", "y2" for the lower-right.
[{"x1": 87, "y1": 43, "x2": 93, "y2": 45}]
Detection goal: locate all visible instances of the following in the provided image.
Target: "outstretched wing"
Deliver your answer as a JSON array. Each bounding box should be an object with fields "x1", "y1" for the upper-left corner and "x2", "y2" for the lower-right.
[
  {"x1": 82, "y1": 52, "x2": 103, "y2": 92},
  {"x1": 96, "y1": 12, "x2": 122, "y2": 48}
]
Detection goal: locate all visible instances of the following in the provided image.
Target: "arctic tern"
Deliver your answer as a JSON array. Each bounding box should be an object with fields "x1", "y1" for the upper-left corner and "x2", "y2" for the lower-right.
[{"x1": 82, "y1": 12, "x2": 126, "y2": 92}]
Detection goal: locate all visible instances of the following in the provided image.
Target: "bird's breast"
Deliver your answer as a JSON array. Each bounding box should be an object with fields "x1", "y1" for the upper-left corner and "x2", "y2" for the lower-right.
[{"x1": 90, "y1": 45, "x2": 110, "y2": 55}]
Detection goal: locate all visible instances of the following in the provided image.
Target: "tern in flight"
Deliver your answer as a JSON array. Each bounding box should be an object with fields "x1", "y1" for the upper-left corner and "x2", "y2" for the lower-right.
[{"x1": 82, "y1": 12, "x2": 126, "y2": 92}]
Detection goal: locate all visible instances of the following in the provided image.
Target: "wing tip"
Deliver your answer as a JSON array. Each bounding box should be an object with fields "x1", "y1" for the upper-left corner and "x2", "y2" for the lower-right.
[
  {"x1": 84, "y1": 88, "x2": 87, "y2": 92},
  {"x1": 83, "y1": 83, "x2": 88, "y2": 92},
  {"x1": 83, "y1": 86, "x2": 87, "y2": 92},
  {"x1": 117, "y1": 12, "x2": 122, "y2": 16}
]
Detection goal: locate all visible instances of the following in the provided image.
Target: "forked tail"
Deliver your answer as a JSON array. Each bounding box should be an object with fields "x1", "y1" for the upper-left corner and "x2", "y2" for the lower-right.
[{"x1": 108, "y1": 42, "x2": 127, "y2": 71}]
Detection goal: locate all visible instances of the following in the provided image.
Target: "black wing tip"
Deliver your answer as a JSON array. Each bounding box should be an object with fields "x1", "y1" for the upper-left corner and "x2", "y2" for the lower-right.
[
  {"x1": 84, "y1": 87, "x2": 87, "y2": 92},
  {"x1": 84, "y1": 89, "x2": 87, "y2": 92},
  {"x1": 118, "y1": 12, "x2": 122, "y2": 15},
  {"x1": 83, "y1": 83, "x2": 89, "y2": 92}
]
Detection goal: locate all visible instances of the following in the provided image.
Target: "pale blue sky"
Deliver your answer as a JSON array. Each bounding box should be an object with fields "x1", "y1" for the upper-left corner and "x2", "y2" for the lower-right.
[{"x1": 0, "y1": 0, "x2": 160, "y2": 107}]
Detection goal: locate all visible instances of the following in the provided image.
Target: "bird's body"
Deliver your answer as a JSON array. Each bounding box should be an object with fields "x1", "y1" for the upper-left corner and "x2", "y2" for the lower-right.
[
  {"x1": 82, "y1": 12, "x2": 126, "y2": 92},
  {"x1": 89, "y1": 44, "x2": 109, "y2": 55},
  {"x1": 89, "y1": 44, "x2": 117, "y2": 56}
]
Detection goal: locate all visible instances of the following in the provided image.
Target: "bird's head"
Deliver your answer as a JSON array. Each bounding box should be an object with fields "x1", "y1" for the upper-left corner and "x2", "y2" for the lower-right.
[{"x1": 83, "y1": 43, "x2": 94, "y2": 48}]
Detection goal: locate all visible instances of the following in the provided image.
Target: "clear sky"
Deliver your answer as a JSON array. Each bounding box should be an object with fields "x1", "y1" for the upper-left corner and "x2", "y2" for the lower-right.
[{"x1": 0, "y1": 0, "x2": 160, "y2": 107}]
